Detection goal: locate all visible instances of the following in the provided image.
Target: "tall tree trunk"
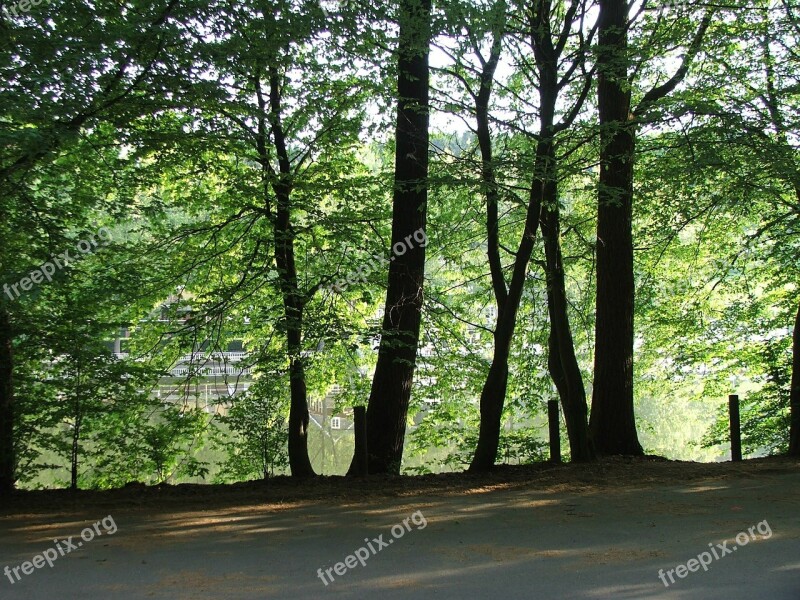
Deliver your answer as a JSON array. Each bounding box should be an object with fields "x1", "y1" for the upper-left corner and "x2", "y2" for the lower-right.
[
  {"x1": 0, "y1": 306, "x2": 14, "y2": 492},
  {"x1": 589, "y1": 0, "x2": 710, "y2": 455},
  {"x1": 589, "y1": 0, "x2": 643, "y2": 456},
  {"x1": 268, "y1": 68, "x2": 316, "y2": 478},
  {"x1": 541, "y1": 207, "x2": 595, "y2": 462},
  {"x1": 790, "y1": 183, "x2": 800, "y2": 457},
  {"x1": 588, "y1": 4, "x2": 710, "y2": 455},
  {"x1": 761, "y1": 17, "x2": 800, "y2": 455},
  {"x1": 789, "y1": 301, "x2": 800, "y2": 456},
  {"x1": 467, "y1": 9, "x2": 508, "y2": 472},
  {"x1": 354, "y1": 0, "x2": 431, "y2": 475}
]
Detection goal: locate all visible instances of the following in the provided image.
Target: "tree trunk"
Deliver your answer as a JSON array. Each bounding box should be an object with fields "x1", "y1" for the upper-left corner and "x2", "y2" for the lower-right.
[
  {"x1": 354, "y1": 0, "x2": 431, "y2": 475},
  {"x1": 71, "y1": 409, "x2": 81, "y2": 490},
  {"x1": 789, "y1": 301, "x2": 800, "y2": 456},
  {"x1": 268, "y1": 68, "x2": 316, "y2": 478},
  {"x1": 790, "y1": 185, "x2": 800, "y2": 457},
  {"x1": 471, "y1": 325, "x2": 512, "y2": 472},
  {"x1": 475, "y1": 16, "x2": 506, "y2": 314},
  {"x1": 0, "y1": 306, "x2": 14, "y2": 492},
  {"x1": 285, "y1": 320, "x2": 314, "y2": 477},
  {"x1": 535, "y1": 10, "x2": 594, "y2": 458},
  {"x1": 541, "y1": 207, "x2": 595, "y2": 462},
  {"x1": 70, "y1": 362, "x2": 83, "y2": 491},
  {"x1": 589, "y1": 0, "x2": 643, "y2": 456}
]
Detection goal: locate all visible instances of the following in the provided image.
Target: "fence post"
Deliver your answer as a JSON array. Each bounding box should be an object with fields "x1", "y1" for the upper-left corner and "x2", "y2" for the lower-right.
[
  {"x1": 353, "y1": 406, "x2": 368, "y2": 476},
  {"x1": 548, "y1": 399, "x2": 561, "y2": 463},
  {"x1": 729, "y1": 394, "x2": 742, "y2": 462}
]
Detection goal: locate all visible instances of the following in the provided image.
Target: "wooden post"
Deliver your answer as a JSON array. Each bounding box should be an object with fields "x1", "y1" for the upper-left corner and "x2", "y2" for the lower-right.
[
  {"x1": 729, "y1": 394, "x2": 742, "y2": 462},
  {"x1": 353, "y1": 406, "x2": 368, "y2": 476},
  {"x1": 548, "y1": 399, "x2": 561, "y2": 463}
]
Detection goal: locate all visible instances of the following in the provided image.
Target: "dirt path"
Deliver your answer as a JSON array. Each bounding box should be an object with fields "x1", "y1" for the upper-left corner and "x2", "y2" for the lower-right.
[{"x1": 1, "y1": 457, "x2": 799, "y2": 599}]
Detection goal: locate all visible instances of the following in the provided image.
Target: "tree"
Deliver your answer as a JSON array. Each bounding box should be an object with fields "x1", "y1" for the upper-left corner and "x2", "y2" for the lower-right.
[
  {"x1": 0, "y1": 307, "x2": 13, "y2": 491},
  {"x1": 131, "y1": 0, "x2": 380, "y2": 477},
  {"x1": 680, "y1": 0, "x2": 800, "y2": 455},
  {"x1": 755, "y1": 6, "x2": 800, "y2": 455},
  {"x1": 465, "y1": 0, "x2": 595, "y2": 469},
  {"x1": 532, "y1": 0, "x2": 595, "y2": 463},
  {"x1": 355, "y1": 0, "x2": 431, "y2": 474},
  {"x1": 216, "y1": 375, "x2": 289, "y2": 482},
  {"x1": 590, "y1": 0, "x2": 711, "y2": 455},
  {"x1": 791, "y1": 305, "x2": 800, "y2": 455},
  {"x1": 9, "y1": 240, "x2": 200, "y2": 489},
  {"x1": 0, "y1": 0, "x2": 187, "y2": 492}
]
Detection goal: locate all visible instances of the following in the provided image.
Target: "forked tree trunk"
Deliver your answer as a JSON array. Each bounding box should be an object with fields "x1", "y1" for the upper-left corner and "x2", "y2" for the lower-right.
[
  {"x1": 470, "y1": 146, "x2": 546, "y2": 471},
  {"x1": 535, "y1": 9, "x2": 594, "y2": 457},
  {"x1": 353, "y1": 0, "x2": 431, "y2": 475},
  {"x1": 589, "y1": 0, "x2": 643, "y2": 456},
  {"x1": 471, "y1": 0, "x2": 589, "y2": 470},
  {"x1": 0, "y1": 306, "x2": 14, "y2": 492}
]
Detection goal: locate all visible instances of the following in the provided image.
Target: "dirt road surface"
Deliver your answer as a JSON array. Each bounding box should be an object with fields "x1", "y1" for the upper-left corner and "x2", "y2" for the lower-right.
[{"x1": 1, "y1": 458, "x2": 798, "y2": 599}]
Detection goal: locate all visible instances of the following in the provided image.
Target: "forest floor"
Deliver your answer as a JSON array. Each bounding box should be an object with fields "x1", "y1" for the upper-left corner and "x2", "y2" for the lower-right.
[{"x1": 1, "y1": 456, "x2": 799, "y2": 599}]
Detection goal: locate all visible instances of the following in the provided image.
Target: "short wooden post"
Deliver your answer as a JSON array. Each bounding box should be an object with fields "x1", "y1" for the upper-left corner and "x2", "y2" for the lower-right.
[
  {"x1": 729, "y1": 394, "x2": 742, "y2": 462},
  {"x1": 353, "y1": 406, "x2": 368, "y2": 476},
  {"x1": 548, "y1": 399, "x2": 561, "y2": 463}
]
